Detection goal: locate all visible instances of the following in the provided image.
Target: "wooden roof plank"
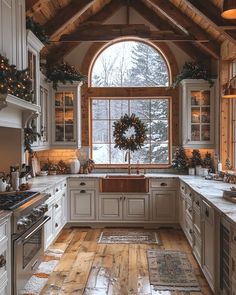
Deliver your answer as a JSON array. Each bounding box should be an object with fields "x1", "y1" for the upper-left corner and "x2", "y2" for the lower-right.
[
  {"x1": 44, "y1": 0, "x2": 96, "y2": 40},
  {"x1": 145, "y1": 0, "x2": 220, "y2": 59},
  {"x1": 179, "y1": 0, "x2": 236, "y2": 46},
  {"x1": 46, "y1": 0, "x2": 125, "y2": 64},
  {"x1": 131, "y1": 0, "x2": 210, "y2": 60}
]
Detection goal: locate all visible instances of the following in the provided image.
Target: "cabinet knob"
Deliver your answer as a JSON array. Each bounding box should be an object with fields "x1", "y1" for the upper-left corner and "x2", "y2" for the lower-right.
[
  {"x1": 181, "y1": 186, "x2": 184, "y2": 190},
  {"x1": 55, "y1": 204, "x2": 59, "y2": 209},
  {"x1": 0, "y1": 255, "x2": 6, "y2": 268},
  {"x1": 196, "y1": 201, "x2": 200, "y2": 206},
  {"x1": 160, "y1": 182, "x2": 167, "y2": 187},
  {"x1": 120, "y1": 197, "x2": 122, "y2": 201},
  {"x1": 233, "y1": 236, "x2": 236, "y2": 242},
  {"x1": 124, "y1": 196, "x2": 126, "y2": 200},
  {"x1": 80, "y1": 190, "x2": 86, "y2": 193},
  {"x1": 189, "y1": 207, "x2": 193, "y2": 213},
  {"x1": 64, "y1": 183, "x2": 66, "y2": 187},
  {"x1": 189, "y1": 229, "x2": 193, "y2": 234},
  {"x1": 56, "y1": 188, "x2": 59, "y2": 192},
  {"x1": 80, "y1": 182, "x2": 86, "y2": 186},
  {"x1": 55, "y1": 223, "x2": 58, "y2": 228},
  {"x1": 48, "y1": 193, "x2": 52, "y2": 198},
  {"x1": 63, "y1": 193, "x2": 66, "y2": 197},
  {"x1": 205, "y1": 209, "x2": 209, "y2": 217}
]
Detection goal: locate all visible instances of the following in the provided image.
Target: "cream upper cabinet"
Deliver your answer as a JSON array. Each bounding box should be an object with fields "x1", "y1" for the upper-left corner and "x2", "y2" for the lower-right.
[
  {"x1": 0, "y1": 0, "x2": 26, "y2": 69},
  {"x1": 52, "y1": 83, "x2": 82, "y2": 148},
  {"x1": 181, "y1": 79, "x2": 216, "y2": 149}
]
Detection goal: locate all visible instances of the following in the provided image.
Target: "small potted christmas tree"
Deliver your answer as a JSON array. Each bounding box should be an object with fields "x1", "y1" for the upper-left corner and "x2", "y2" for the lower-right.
[
  {"x1": 203, "y1": 152, "x2": 215, "y2": 174},
  {"x1": 172, "y1": 146, "x2": 189, "y2": 173},
  {"x1": 190, "y1": 149, "x2": 203, "y2": 176}
]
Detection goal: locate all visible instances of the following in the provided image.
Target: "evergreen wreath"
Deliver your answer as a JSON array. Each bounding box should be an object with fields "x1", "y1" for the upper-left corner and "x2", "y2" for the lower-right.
[{"x1": 113, "y1": 113, "x2": 147, "y2": 152}]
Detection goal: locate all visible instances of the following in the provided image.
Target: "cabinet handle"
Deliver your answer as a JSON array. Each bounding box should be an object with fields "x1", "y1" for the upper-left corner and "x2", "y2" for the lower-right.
[
  {"x1": 80, "y1": 182, "x2": 86, "y2": 186},
  {"x1": 181, "y1": 186, "x2": 184, "y2": 190},
  {"x1": 160, "y1": 182, "x2": 167, "y2": 187},
  {"x1": 55, "y1": 204, "x2": 59, "y2": 209},
  {"x1": 189, "y1": 193, "x2": 192, "y2": 197},
  {"x1": 196, "y1": 201, "x2": 200, "y2": 206},
  {"x1": 56, "y1": 188, "x2": 59, "y2": 192},
  {"x1": 189, "y1": 229, "x2": 193, "y2": 234},
  {"x1": 55, "y1": 223, "x2": 58, "y2": 228},
  {"x1": 64, "y1": 183, "x2": 66, "y2": 187},
  {"x1": 124, "y1": 196, "x2": 126, "y2": 200},
  {"x1": 205, "y1": 209, "x2": 209, "y2": 217},
  {"x1": 80, "y1": 190, "x2": 86, "y2": 193},
  {"x1": 0, "y1": 255, "x2": 6, "y2": 268},
  {"x1": 63, "y1": 193, "x2": 65, "y2": 197},
  {"x1": 48, "y1": 193, "x2": 52, "y2": 198},
  {"x1": 120, "y1": 197, "x2": 122, "y2": 201}
]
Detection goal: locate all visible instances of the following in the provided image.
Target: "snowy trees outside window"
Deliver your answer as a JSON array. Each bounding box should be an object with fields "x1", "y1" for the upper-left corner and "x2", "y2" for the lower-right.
[
  {"x1": 90, "y1": 40, "x2": 170, "y2": 165},
  {"x1": 92, "y1": 99, "x2": 170, "y2": 165},
  {"x1": 91, "y1": 41, "x2": 169, "y2": 87}
]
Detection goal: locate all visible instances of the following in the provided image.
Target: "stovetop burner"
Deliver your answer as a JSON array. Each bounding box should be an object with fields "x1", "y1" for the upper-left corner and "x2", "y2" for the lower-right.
[{"x1": 0, "y1": 191, "x2": 39, "y2": 210}]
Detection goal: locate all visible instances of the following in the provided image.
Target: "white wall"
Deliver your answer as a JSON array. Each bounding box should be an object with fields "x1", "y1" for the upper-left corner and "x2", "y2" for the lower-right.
[{"x1": 0, "y1": 127, "x2": 22, "y2": 173}]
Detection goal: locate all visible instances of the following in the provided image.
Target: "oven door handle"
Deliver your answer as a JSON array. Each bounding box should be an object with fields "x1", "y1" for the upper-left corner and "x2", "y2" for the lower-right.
[{"x1": 23, "y1": 216, "x2": 51, "y2": 241}]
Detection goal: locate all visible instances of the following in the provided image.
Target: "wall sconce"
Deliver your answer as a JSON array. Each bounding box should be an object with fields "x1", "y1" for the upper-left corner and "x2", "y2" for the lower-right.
[
  {"x1": 223, "y1": 77, "x2": 236, "y2": 98},
  {"x1": 222, "y1": 0, "x2": 236, "y2": 19}
]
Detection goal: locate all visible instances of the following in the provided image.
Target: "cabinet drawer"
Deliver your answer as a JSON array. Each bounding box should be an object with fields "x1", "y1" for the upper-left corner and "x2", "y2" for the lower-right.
[
  {"x1": 0, "y1": 274, "x2": 8, "y2": 295},
  {"x1": 180, "y1": 181, "x2": 186, "y2": 194},
  {"x1": 54, "y1": 194, "x2": 63, "y2": 216},
  {"x1": 231, "y1": 226, "x2": 236, "y2": 247},
  {"x1": 185, "y1": 201, "x2": 193, "y2": 221},
  {"x1": 202, "y1": 200, "x2": 214, "y2": 225},
  {"x1": 0, "y1": 221, "x2": 7, "y2": 243},
  {"x1": 0, "y1": 240, "x2": 8, "y2": 286},
  {"x1": 193, "y1": 193, "x2": 201, "y2": 212},
  {"x1": 54, "y1": 212, "x2": 63, "y2": 233},
  {"x1": 185, "y1": 216, "x2": 193, "y2": 246},
  {"x1": 69, "y1": 178, "x2": 97, "y2": 189},
  {"x1": 193, "y1": 209, "x2": 201, "y2": 235},
  {"x1": 193, "y1": 232, "x2": 202, "y2": 266},
  {"x1": 150, "y1": 179, "x2": 178, "y2": 189},
  {"x1": 185, "y1": 187, "x2": 193, "y2": 204}
]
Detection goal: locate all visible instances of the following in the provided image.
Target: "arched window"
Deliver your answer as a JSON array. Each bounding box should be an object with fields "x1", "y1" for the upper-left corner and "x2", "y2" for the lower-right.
[
  {"x1": 91, "y1": 40, "x2": 170, "y2": 87},
  {"x1": 90, "y1": 40, "x2": 172, "y2": 167}
]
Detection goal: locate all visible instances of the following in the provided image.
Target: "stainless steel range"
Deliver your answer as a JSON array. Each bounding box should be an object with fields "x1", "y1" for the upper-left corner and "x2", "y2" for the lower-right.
[{"x1": 0, "y1": 191, "x2": 50, "y2": 294}]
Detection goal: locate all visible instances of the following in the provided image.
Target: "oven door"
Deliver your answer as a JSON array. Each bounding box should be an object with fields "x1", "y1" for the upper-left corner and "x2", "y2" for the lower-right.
[{"x1": 13, "y1": 215, "x2": 50, "y2": 294}]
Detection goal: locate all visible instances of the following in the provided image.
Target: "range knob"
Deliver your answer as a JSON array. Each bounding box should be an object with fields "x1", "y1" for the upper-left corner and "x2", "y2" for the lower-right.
[
  {"x1": 32, "y1": 208, "x2": 43, "y2": 217},
  {"x1": 17, "y1": 219, "x2": 29, "y2": 231},
  {"x1": 38, "y1": 204, "x2": 48, "y2": 213}
]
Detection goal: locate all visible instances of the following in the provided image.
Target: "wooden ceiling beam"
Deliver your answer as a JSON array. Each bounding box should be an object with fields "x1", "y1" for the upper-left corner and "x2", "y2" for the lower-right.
[
  {"x1": 26, "y1": 0, "x2": 49, "y2": 16},
  {"x1": 44, "y1": 0, "x2": 96, "y2": 40},
  {"x1": 145, "y1": 0, "x2": 220, "y2": 59},
  {"x1": 130, "y1": 0, "x2": 209, "y2": 60},
  {"x1": 46, "y1": 0, "x2": 125, "y2": 64},
  {"x1": 60, "y1": 23, "x2": 209, "y2": 42},
  {"x1": 179, "y1": 0, "x2": 236, "y2": 46}
]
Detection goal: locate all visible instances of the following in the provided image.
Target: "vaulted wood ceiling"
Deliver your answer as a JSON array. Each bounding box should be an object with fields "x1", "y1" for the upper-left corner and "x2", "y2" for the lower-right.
[{"x1": 26, "y1": 0, "x2": 236, "y2": 64}]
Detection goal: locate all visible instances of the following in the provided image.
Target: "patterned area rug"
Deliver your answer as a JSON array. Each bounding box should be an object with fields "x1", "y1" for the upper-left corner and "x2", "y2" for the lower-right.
[
  {"x1": 19, "y1": 248, "x2": 64, "y2": 295},
  {"x1": 98, "y1": 230, "x2": 161, "y2": 244},
  {"x1": 147, "y1": 250, "x2": 201, "y2": 292}
]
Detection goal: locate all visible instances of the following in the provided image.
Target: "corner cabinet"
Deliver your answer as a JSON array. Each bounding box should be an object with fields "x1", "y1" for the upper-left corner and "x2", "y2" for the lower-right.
[
  {"x1": 181, "y1": 79, "x2": 215, "y2": 148},
  {"x1": 52, "y1": 83, "x2": 82, "y2": 148}
]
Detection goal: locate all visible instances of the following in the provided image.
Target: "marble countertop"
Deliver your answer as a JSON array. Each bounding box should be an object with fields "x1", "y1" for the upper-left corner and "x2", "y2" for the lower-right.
[{"x1": 27, "y1": 173, "x2": 236, "y2": 226}]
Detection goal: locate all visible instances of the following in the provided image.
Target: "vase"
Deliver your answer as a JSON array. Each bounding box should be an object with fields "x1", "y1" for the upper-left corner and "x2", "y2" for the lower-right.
[
  {"x1": 195, "y1": 165, "x2": 202, "y2": 176},
  {"x1": 188, "y1": 168, "x2": 195, "y2": 175}
]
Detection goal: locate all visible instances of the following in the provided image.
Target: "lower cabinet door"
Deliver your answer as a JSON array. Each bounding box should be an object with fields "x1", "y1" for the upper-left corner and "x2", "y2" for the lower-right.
[
  {"x1": 152, "y1": 190, "x2": 177, "y2": 222},
  {"x1": 98, "y1": 194, "x2": 123, "y2": 220},
  {"x1": 44, "y1": 204, "x2": 54, "y2": 249},
  {"x1": 70, "y1": 190, "x2": 96, "y2": 220},
  {"x1": 123, "y1": 194, "x2": 149, "y2": 221}
]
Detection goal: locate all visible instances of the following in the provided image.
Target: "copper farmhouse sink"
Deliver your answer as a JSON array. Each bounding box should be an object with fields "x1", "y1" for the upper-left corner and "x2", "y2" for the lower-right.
[{"x1": 100, "y1": 175, "x2": 149, "y2": 193}]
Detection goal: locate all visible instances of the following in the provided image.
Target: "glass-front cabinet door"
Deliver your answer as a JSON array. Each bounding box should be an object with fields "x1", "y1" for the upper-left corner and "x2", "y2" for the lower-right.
[
  {"x1": 181, "y1": 79, "x2": 215, "y2": 148},
  {"x1": 52, "y1": 84, "x2": 81, "y2": 147}
]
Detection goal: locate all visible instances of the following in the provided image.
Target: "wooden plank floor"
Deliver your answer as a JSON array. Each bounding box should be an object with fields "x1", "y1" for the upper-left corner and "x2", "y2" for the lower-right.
[{"x1": 40, "y1": 228, "x2": 213, "y2": 295}]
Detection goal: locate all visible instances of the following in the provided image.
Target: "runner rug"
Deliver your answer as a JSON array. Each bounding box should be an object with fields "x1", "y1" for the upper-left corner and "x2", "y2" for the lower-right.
[
  {"x1": 98, "y1": 230, "x2": 160, "y2": 244},
  {"x1": 147, "y1": 250, "x2": 201, "y2": 292}
]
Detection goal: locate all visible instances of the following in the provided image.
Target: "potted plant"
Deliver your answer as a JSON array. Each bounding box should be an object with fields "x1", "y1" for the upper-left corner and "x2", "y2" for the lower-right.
[
  {"x1": 203, "y1": 152, "x2": 215, "y2": 175},
  {"x1": 172, "y1": 146, "x2": 189, "y2": 173},
  {"x1": 189, "y1": 149, "x2": 203, "y2": 176}
]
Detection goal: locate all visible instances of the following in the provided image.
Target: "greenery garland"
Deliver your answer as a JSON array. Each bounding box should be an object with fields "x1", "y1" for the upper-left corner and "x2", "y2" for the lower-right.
[
  {"x1": 46, "y1": 62, "x2": 87, "y2": 90},
  {"x1": 24, "y1": 127, "x2": 41, "y2": 154},
  {"x1": 26, "y1": 16, "x2": 50, "y2": 45},
  {"x1": 113, "y1": 114, "x2": 147, "y2": 152},
  {"x1": 172, "y1": 62, "x2": 214, "y2": 88}
]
